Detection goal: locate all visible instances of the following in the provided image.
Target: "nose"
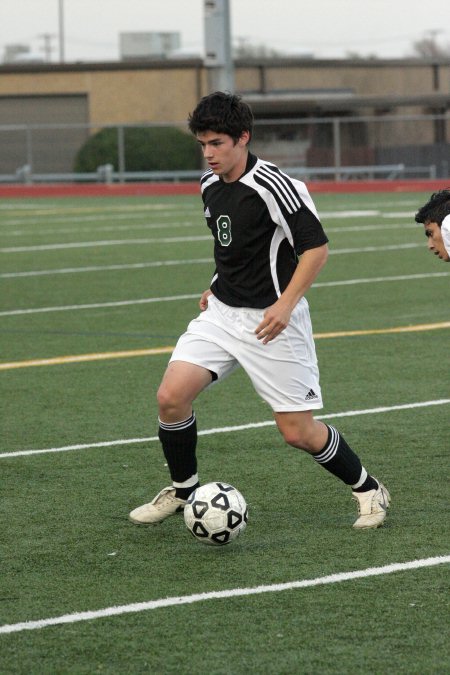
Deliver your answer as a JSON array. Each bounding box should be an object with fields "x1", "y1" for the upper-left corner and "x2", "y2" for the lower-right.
[{"x1": 427, "y1": 238, "x2": 434, "y2": 251}]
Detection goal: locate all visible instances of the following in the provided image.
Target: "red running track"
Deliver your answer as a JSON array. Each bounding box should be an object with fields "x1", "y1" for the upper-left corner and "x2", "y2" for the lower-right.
[{"x1": 0, "y1": 179, "x2": 448, "y2": 199}]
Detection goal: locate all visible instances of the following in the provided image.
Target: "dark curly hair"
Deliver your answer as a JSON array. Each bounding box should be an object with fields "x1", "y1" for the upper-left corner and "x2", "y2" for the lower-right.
[
  {"x1": 415, "y1": 189, "x2": 450, "y2": 227},
  {"x1": 188, "y1": 91, "x2": 253, "y2": 143}
]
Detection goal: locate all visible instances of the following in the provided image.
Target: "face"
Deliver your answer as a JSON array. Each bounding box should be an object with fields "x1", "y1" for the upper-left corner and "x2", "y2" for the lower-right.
[
  {"x1": 423, "y1": 221, "x2": 450, "y2": 262},
  {"x1": 196, "y1": 130, "x2": 250, "y2": 183}
]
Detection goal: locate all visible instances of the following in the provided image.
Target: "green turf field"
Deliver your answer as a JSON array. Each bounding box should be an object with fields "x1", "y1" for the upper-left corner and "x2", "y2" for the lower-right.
[{"x1": 1, "y1": 190, "x2": 449, "y2": 674}]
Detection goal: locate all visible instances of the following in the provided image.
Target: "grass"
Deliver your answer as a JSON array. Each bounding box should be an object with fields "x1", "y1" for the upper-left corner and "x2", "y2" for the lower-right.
[{"x1": 0, "y1": 189, "x2": 449, "y2": 674}]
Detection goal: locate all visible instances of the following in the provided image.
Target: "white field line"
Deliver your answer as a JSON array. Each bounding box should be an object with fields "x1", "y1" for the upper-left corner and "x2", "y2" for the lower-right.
[
  {"x1": 0, "y1": 207, "x2": 392, "y2": 227},
  {"x1": 0, "y1": 235, "x2": 211, "y2": 253},
  {"x1": 1, "y1": 271, "x2": 448, "y2": 317},
  {"x1": 0, "y1": 294, "x2": 201, "y2": 317},
  {"x1": 0, "y1": 555, "x2": 448, "y2": 635},
  {"x1": 0, "y1": 202, "x2": 195, "y2": 214},
  {"x1": 2, "y1": 205, "x2": 417, "y2": 236},
  {"x1": 326, "y1": 222, "x2": 416, "y2": 232},
  {"x1": 0, "y1": 258, "x2": 213, "y2": 278},
  {"x1": 1, "y1": 240, "x2": 422, "y2": 254},
  {"x1": 3, "y1": 220, "x2": 417, "y2": 239},
  {"x1": 314, "y1": 271, "x2": 449, "y2": 287},
  {"x1": 2, "y1": 216, "x2": 417, "y2": 240},
  {"x1": 5, "y1": 219, "x2": 200, "y2": 237},
  {"x1": 0, "y1": 203, "x2": 198, "y2": 222},
  {"x1": 4, "y1": 258, "x2": 443, "y2": 282},
  {"x1": 330, "y1": 242, "x2": 421, "y2": 254},
  {"x1": 1, "y1": 399, "x2": 449, "y2": 460},
  {"x1": 2, "y1": 221, "x2": 418, "y2": 245}
]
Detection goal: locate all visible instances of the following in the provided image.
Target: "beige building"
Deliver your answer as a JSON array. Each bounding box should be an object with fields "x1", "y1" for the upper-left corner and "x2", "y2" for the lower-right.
[{"x1": 0, "y1": 57, "x2": 449, "y2": 175}]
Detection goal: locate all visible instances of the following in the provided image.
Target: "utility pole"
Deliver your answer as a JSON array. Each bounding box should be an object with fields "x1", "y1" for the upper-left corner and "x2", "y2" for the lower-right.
[
  {"x1": 58, "y1": 0, "x2": 65, "y2": 63},
  {"x1": 204, "y1": 0, "x2": 234, "y2": 93},
  {"x1": 39, "y1": 33, "x2": 56, "y2": 62}
]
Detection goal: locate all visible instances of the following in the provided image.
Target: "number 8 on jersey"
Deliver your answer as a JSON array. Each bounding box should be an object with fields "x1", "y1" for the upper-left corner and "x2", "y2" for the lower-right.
[{"x1": 217, "y1": 215, "x2": 232, "y2": 246}]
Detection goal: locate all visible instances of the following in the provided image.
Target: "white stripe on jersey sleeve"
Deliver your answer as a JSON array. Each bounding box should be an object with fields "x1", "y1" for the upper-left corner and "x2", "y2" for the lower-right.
[
  {"x1": 200, "y1": 170, "x2": 219, "y2": 194},
  {"x1": 255, "y1": 164, "x2": 302, "y2": 214}
]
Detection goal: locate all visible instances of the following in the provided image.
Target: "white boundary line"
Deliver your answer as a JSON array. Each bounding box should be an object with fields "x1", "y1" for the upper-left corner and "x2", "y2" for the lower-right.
[
  {"x1": 314, "y1": 272, "x2": 449, "y2": 287},
  {"x1": 0, "y1": 210, "x2": 413, "y2": 235},
  {"x1": 2, "y1": 272, "x2": 449, "y2": 317},
  {"x1": 3, "y1": 266, "x2": 448, "y2": 285},
  {"x1": 3, "y1": 220, "x2": 417, "y2": 240},
  {"x1": 1, "y1": 239, "x2": 421, "y2": 254},
  {"x1": 1, "y1": 555, "x2": 448, "y2": 635},
  {"x1": 0, "y1": 258, "x2": 213, "y2": 278},
  {"x1": 0, "y1": 235, "x2": 211, "y2": 253},
  {"x1": 0, "y1": 294, "x2": 201, "y2": 317},
  {"x1": 1, "y1": 399, "x2": 449, "y2": 460}
]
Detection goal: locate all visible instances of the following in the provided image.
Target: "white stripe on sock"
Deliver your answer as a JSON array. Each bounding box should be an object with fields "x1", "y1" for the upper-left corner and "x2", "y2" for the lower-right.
[
  {"x1": 158, "y1": 413, "x2": 196, "y2": 432},
  {"x1": 352, "y1": 467, "x2": 368, "y2": 490},
  {"x1": 313, "y1": 425, "x2": 339, "y2": 464},
  {"x1": 172, "y1": 473, "x2": 199, "y2": 489}
]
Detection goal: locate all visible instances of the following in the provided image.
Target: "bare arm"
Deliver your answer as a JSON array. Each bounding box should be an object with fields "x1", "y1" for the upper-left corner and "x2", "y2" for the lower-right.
[{"x1": 255, "y1": 244, "x2": 329, "y2": 344}]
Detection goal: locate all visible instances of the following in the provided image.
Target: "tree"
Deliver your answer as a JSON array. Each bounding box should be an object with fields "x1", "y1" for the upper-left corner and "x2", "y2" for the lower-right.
[{"x1": 412, "y1": 31, "x2": 450, "y2": 58}]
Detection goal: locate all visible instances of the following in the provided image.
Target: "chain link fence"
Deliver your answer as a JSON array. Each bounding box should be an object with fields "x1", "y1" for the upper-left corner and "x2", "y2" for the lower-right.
[{"x1": 0, "y1": 112, "x2": 448, "y2": 183}]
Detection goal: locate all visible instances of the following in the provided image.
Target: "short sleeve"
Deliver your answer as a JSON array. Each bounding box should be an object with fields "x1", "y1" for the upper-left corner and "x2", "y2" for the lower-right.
[{"x1": 287, "y1": 207, "x2": 329, "y2": 255}]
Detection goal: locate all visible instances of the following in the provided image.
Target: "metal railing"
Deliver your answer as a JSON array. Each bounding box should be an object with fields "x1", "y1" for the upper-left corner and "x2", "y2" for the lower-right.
[
  {"x1": 3, "y1": 162, "x2": 438, "y2": 185},
  {"x1": 1, "y1": 164, "x2": 204, "y2": 184},
  {"x1": 0, "y1": 112, "x2": 448, "y2": 182}
]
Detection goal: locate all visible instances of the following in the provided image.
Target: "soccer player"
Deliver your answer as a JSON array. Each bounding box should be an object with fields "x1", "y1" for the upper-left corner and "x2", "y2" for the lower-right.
[
  {"x1": 129, "y1": 92, "x2": 390, "y2": 530},
  {"x1": 415, "y1": 189, "x2": 450, "y2": 262}
]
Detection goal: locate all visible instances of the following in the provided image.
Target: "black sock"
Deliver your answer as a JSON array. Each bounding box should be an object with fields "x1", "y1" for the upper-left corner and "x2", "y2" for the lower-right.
[
  {"x1": 313, "y1": 425, "x2": 378, "y2": 491},
  {"x1": 158, "y1": 413, "x2": 199, "y2": 498}
]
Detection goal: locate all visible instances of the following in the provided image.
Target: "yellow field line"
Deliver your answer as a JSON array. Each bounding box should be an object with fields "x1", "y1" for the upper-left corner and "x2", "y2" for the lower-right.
[
  {"x1": 1, "y1": 321, "x2": 449, "y2": 371},
  {"x1": 313, "y1": 321, "x2": 450, "y2": 339},
  {"x1": 0, "y1": 346, "x2": 174, "y2": 370}
]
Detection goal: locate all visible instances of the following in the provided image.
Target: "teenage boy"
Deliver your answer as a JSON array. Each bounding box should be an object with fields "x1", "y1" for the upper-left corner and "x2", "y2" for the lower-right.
[{"x1": 129, "y1": 92, "x2": 390, "y2": 530}]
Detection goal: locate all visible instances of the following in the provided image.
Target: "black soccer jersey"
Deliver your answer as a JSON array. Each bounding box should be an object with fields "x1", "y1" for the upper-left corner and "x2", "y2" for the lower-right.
[{"x1": 200, "y1": 152, "x2": 328, "y2": 308}]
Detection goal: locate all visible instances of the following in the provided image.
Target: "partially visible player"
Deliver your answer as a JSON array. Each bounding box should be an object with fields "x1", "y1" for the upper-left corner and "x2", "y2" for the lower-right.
[
  {"x1": 129, "y1": 92, "x2": 390, "y2": 531},
  {"x1": 415, "y1": 189, "x2": 450, "y2": 262}
]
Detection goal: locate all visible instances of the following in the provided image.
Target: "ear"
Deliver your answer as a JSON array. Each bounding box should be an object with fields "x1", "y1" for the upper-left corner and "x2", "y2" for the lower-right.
[{"x1": 239, "y1": 130, "x2": 251, "y2": 146}]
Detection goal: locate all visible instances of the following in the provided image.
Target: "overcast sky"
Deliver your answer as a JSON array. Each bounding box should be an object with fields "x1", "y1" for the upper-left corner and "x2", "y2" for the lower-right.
[{"x1": 1, "y1": 0, "x2": 449, "y2": 62}]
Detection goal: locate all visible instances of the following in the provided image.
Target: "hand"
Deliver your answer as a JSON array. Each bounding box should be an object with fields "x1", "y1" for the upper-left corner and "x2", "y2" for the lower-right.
[
  {"x1": 199, "y1": 289, "x2": 213, "y2": 311},
  {"x1": 255, "y1": 300, "x2": 293, "y2": 344}
]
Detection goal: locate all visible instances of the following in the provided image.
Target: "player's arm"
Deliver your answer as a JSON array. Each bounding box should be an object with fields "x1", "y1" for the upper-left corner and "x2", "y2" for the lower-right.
[{"x1": 255, "y1": 244, "x2": 328, "y2": 344}]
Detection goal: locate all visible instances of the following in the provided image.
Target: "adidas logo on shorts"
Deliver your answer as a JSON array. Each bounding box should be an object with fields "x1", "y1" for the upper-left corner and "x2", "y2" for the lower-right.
[{"x1": 305, "y1": 388, "x2": 319, "y2": 401}]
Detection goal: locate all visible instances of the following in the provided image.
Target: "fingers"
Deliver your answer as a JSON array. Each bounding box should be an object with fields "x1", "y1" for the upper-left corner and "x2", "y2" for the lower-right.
[{"x1": 255, "y1": 317, "x2": 286, "y2": 344}]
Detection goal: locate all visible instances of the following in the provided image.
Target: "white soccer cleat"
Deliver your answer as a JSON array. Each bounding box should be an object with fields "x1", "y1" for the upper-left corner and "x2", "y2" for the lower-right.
[
  {"x1": 352, "y1": 482, "x2": 390, "y2": 529},
  {"x1": 129, "y1": 486, "x2": 187, "y2": 525}
]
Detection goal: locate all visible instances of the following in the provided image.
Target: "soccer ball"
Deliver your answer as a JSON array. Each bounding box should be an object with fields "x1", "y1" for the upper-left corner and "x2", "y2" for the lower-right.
[{"x1": 184, "y1": 482, "x2": 248, "y2": 546}]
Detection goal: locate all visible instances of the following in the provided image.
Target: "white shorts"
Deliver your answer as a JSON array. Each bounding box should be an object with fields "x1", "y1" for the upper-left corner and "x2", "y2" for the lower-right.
[{"x1": 169, "y1": 294, "x2": 323, "y2": 412}]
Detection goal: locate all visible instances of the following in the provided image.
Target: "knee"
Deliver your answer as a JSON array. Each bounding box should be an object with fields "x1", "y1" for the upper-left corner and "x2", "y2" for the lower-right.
[
  {"x1": 277, "y1": 418, "x2": 326, "y2": 454},
  {"x1": 157, "y1": 382, "x2": 180, "y2": 416},
  {"x1": 281, "y1": 427, "x2": 314, "y2": 452},
  {"x1": 157, "y1": 381, "x2": 192, "y2": 419}
]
